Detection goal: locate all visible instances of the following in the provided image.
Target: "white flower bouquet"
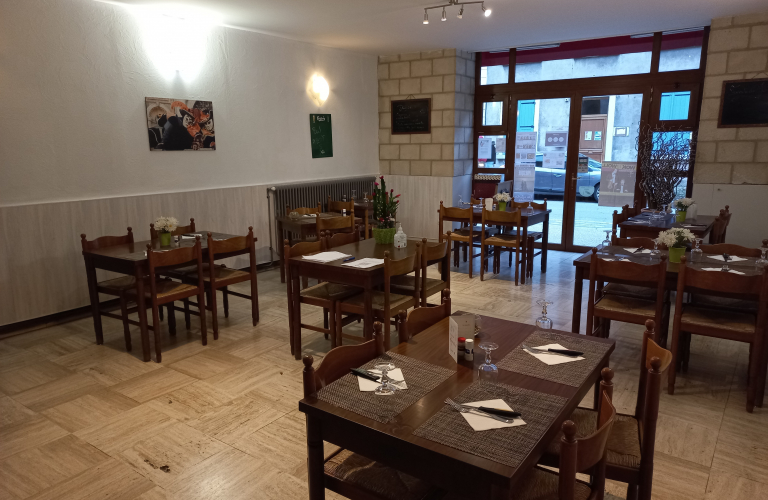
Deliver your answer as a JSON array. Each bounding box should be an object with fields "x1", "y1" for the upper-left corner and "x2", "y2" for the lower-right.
[
  {"x1": 154, "y1": 216, "x2": 179, "y2": 234},
  {"x1": 673, "y1": 198, "x2": 694, "y2": 210},
  {"x1": 493, "y1": 191, "x2": 512, "y2": 202},
  {"x1": 656, "y1": 227, "x2": 694, "y2": 249}
]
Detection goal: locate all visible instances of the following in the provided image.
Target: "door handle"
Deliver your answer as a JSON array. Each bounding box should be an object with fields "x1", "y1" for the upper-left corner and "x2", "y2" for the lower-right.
[{"x1": 554, "y1": 174, "x2": 562, "y2": 177}]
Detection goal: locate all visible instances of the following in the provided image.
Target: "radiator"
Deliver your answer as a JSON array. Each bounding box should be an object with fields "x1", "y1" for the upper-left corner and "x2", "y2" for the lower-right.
[{"x1": 266, "y1": 176, "x2": 376, "y2": 263}]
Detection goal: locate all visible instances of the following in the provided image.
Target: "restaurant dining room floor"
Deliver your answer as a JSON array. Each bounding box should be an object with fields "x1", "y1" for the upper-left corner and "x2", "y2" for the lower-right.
[{"x1": 1, "y1": 249, "x2": 766, "y2": 500}]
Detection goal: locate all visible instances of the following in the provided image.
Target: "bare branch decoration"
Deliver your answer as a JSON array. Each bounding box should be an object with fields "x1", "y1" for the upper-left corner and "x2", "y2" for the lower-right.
[{"x1": 636, "y1": 124, "x2": 696, "y2": 208}]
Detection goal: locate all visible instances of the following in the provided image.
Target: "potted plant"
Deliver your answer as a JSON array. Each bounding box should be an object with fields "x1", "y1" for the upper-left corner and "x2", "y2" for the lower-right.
[
  {"x1": 371, "y1": 176, "x2": 400, "y2": 244},
  {"x1": 673, "y1": 197, "x2": 694, "y2": 222},
  {"x1": 154, "y1": 216, "x2": 179, "y2": 247},
  {"x1": 493, "y1": 191, "x2": 511, "y2": 211},
  {"x1": 656, "y1": 227, "x2": 694, "y2": 263}
]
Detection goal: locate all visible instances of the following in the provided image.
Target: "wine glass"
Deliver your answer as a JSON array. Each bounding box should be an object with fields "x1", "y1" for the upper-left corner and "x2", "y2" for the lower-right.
[
  {"x1": 535, "y1": 299, "x2": 553, "y2": 330},
  {"x1": 373, "y1": 362, "x2": 398, "y2": 396},
  {"x1": 478, "y1": 342, "x2": 499, "y2": 373},
  {"x1": 363, "y1": 191, "x2": 368, "y2": 201},
  {"x1": 526, "y1": 201, "x2": 534, "y2": 215},
  {"x1": 474, "y1": 315, "x2": 482, "y2": 337},
  {"x1": 351, "y1": 189, "x2": 357, "y2": 201},
  {"x1": 756, "y1": 247, "x2": 768, "y2": 270},
  {"x1": 602, "y1": 230, "x2": 612, "y2": 248},
  {"x1": 650, "y1": 240, "x2": 660, "y2": 262},
  {"x1": 690, "y1": 238, "x2": 703, "y2": 263}
]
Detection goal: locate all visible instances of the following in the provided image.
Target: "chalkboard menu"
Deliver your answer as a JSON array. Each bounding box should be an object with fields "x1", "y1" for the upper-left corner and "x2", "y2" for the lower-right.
[
  {"x1": 309, "y1": 114, "x2": 333, "y2": 158},
  {"x1": 718, "y1": 78, "x2": 768, "y2": 128},
  {"x1": 391, "y1": 98, "x2": 431, "y2": 135}
]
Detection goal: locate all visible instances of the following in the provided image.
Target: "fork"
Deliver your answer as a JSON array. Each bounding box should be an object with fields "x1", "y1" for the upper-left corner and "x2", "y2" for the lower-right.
[{"x1": 444, "y1": 398, "x2": 512, "y2": 423}]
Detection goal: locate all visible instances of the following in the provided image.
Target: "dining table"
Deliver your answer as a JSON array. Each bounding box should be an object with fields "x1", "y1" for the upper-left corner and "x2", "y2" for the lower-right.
[
  {"x1": 570, "y1": 245, "x2": 765, "y2": 333},
  {"x1": 299, "y1": 315, "x2": 615, "y2": 499},
  {"x1": 618, "y1": 212, "x2": 717, "y2": 240},
  {"x1": 81, "y1": 231, "x2": 243, "y2": 362}
]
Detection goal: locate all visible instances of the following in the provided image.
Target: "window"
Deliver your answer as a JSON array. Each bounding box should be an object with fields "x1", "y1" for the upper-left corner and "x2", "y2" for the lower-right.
[
  {"x1": 659, "y1": 29, "x2": 704, "y2": 72},
  {"x1": 482, "y1": 101, "x2": 504, "y2": 126},
  {"x1": 476, "y1": 135, "x2": 507, "y2": 169},
  {"x1": 659, "y1": 91, "x2": 691, "y2": 120},
  {"x1": 517, "y1": 100, "x2": 535, "y2": 131},
  {"x1": 479, "y1": 52, "x2": 509, "y2": 85}
]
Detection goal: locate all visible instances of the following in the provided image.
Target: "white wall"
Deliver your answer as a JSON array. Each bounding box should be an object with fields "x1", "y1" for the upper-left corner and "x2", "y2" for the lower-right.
[{"x1": 692, "y1": 184, "x2": 768, "y2": 247}]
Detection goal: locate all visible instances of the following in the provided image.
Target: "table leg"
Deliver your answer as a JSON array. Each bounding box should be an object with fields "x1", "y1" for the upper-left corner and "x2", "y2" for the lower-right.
[
  {"x1": 134, "y1": 265, "x2": 151, "y2": 362},
  {"x1": 572, "y1": 266, "x2": 584, "y2": 334},
  {"x1": 542, "y1": 213, "x2": 549, "y2": 273},
  {"x1": 306, "y1": 415, "x2": 326, "y2": 500},
  {"x1": 364, "y1": 286, "x2": 374, "y2": 342},
  {"x1": 83, "y1": 255, "x2": 104, "y2": 344},
  {"x1": 292, "y1": 266, "x2": 302, "y2": 360},
  {"x1": 520, "y1": 224, "x2": 528, "y2": 285},
  {"x1": 278, "y1": 220, "x2": 286, "y2": 283}
]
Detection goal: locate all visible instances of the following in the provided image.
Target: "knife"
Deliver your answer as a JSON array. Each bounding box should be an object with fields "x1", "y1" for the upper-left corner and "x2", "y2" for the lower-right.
[
  {"x1": 633, "y1": 247, "x2": 645, "y2": 254},
  {"x1": 523, "y1": 344, "x2": 583, "y2": 357},
  {"x1": 350, "y1": 368, "x2": 380, "y2": 382},
  {"x1": 458, "y1": 404, "x2": 521, "y2": 418}
]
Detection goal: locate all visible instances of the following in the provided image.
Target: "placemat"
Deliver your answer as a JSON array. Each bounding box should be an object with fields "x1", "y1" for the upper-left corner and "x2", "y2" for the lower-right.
[
  {"x1": 413, "y1": 380, "x2": 567, "y2": 468},
  {"x1": 496, "y1": 330, "x2": 611, "y2": 387},
  {"x1": 317, "y1": 352, "x2": 455, "y2": 424}
]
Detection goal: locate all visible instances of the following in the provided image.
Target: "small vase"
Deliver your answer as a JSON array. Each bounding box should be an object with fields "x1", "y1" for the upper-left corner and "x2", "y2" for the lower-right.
[
  {"x1": 675, "y1": 210, "x2": 687, "y2": 222},
  {"x1": 497, "y1": 201, "x2": 507, "y2": 211},
  {"x1": 159, "y1": 232, "x2": 172, "y2": 247},
  {"x1": 372, "y1": 227, "x2": 396, "y2": 244},
  {"x1": 668, "y1": 246, "x2": 685, "y2": 263}
]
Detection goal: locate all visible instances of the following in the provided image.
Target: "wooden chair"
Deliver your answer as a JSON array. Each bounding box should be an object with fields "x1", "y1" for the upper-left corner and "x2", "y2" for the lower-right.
[
  {"x1": 700, "y1": 242, "x2": 761, "y2": 258},
  {"x1": 81, "y1": 228, "x2": 144, "y2": 351},
  {"x1": 336, "y1": 247, "x2": 421, "y2": 349},
  {"x1": 479, "y1": 207, "x2": 523, "y2": 284},
  {"x1": 302, "y1": 323, "x2": 442, "y2": 500},
  {"x1": 612, "y1": 209, "x2": 629, "y2": 237},
  {"x1": 286, "y1": 203, "x2": 322, "y2": 216},
  {"x1": 669, "y1": 257, "x2": 768, "y2": 412},
  {"x1": 150, "y1": 218, "x2": 195, "y2": 240},
  {"x1": 317, "y1": 214, "x2": 355, "y2": 235},
  {"x1": 391, "y1": 236, "x2": 451, "y2": 307},
  {"x1": 323, "y1": 225, "x2": 360, "y2": 248},
  {"x1": 720, "y1": 205, "x2": 732, "y2": 243},
  {"x1": 603, "y1": 235, "x2": 667, "y2": 302},
  {"x1": 586, "y1": 248, "x2": 670, "y2": 345},
  {"x1": 439, "y1": 202, "x2": 484, "y2": 278},
  {"x1": 182, "y1": 230, "x2": 259, "y2": 338},
  {"x1": 126, "y1": 236, "x2": 208, "y2": 363},
  {"x1": 284, "y1": 238, "x2": 361, "y2": 358},
  {"x1": 610, "y1": 233, "x2": 656, "y2": 250},
  {"x1": 396, "y1": 290, "x2": 451, "y2": 344},
  {"x1": 708, "y1": 215, "x2": 727, "y2": 244},
  {"x1": 511, "y1": 199, "x2": 547, "y2": 278},
  {"x1": 541, "y1": 320, "x2": 672, "y2": 500},
  {"x1": 328, "y1": 196, "x2": 354, "y2": 215}
]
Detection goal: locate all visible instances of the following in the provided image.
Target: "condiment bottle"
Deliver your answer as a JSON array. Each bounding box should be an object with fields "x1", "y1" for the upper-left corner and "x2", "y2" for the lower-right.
[
  {"x1": 458, "y1": 337, "x2": 466, "y2": 354},
  {"x1": 464, "y1": 338, "x2": 474, "y2": 361}
]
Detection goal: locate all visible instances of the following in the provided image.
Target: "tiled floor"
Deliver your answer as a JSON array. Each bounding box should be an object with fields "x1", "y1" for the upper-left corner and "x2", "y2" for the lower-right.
[{"x1": 0, "y1": 250, "x2": 766, "y2": 500}]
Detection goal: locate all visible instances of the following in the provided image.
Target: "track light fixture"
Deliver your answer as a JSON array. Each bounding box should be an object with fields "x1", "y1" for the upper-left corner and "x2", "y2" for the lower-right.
[{"x1": 421, "y1": 0, "x2": 491, "y2": 24}]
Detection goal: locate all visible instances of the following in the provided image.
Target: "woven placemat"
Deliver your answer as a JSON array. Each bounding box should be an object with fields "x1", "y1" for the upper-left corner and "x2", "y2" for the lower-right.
[
  {"x1": 317, "y1": 352, "x2": 455, "y2": 424},
  {"x1": 413, "y1": 380, "x2": 567, "y2": 468},
  {"x1": 496, "y1": 330, "x2": 611, "y2": 387}
]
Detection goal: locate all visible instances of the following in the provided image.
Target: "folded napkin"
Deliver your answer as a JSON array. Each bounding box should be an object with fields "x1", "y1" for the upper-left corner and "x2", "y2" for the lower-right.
[
  {"x1": 460, "y1": 399, "x2": 526, "y2": 431},
  {"x1": 601, "y1": 257, "x2": 631, "y2": 262},
  {"x1": 525, "y1": 343, "x2": 585, "y2": 366},
  {"x1": 624, "y1": 248, "x2": 651, "y2": 254},
  {"x1": 301, "y1": 214, "x2": 317, "y2": 218},
  {"x1": 701, "y1": 268, "x2": 745, "y2": 275},
  {"x1": 357, "y1": 369, "x2": 407, "y2": 391},
  {"x1": 343, "y1": 258, "x2": 384, "y2": 268},
  {"x1": 181, "y1": 234, "x2": 202, "y2": 239},
  {"x1": 707, "y1": 255, "x2": 747, "y2": 262},
  {"x1": 301, "y1": 251, "x2": 350, "y2": 263}
]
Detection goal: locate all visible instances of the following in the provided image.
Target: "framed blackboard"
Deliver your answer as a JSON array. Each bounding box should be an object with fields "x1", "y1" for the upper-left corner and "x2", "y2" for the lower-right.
[
  {"x1": 309, "y1": 114, "x2": 333, "y2": 158},
  {"x1": 391, "y1": 98, "x2": 431, "y2": 135},
  {"x1": 718, "y1": 78, "x2": 768, "y2": 128}
]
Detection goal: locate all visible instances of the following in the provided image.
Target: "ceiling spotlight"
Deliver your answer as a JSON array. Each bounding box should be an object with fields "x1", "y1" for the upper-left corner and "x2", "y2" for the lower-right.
[
  {"x1": 423, "y1": 11, "x2": 429, "y2": 24},
  {"x1": 483, "y1": 4, "x2": 492, "y2": 17},
  {"x1": 441, "y1": 8, "x2": 447, "y2": 21},
  {"x1": 457, "y1": 7, "x2": 463, "y2": 18}
]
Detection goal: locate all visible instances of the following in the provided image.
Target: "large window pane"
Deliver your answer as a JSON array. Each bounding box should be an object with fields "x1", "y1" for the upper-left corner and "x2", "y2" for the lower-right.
[
  {"x1": 659, "y1": 29, "x2": 704, "y2": 72},
  {"x1": 479, "y1": 52, "x2": 509, "y2": 85},
  {"x1": 482, "y1": 101, "x2": 503, "y2": 126},
  {"x1": 476, "y1": 135, "x2": 507, "y2": 169}
]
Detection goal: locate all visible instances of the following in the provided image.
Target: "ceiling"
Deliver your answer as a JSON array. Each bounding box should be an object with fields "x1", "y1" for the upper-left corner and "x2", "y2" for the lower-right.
[{"x1": 115, "y1": 0, "x2": 767, "y2": 54}]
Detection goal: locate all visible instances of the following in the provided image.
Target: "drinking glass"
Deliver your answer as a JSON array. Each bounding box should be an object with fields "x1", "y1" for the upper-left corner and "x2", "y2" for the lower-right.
[
  {"x1": 474, "y1": 314, "x2": 482, "y2": 337},
  {"x1": 458, "y1": 194, "x2": 464, "y2": 206},
  {"x1": 690, "y1": 238, "x2": 703, "y2": 263},
  {"x1": 650, "y1": 240, "x2": 661, "y2": 262},
  {"x1": 535, "y1": 299, "x2": 553, "y2": 330},
  {"x1": 757, "y1": 247, "x2": 768, "y2": 270},
  {"x1": 526, "y1": 201, "x2": 534, "y2": 215},
  {"x1": 373, "y1": 362, "x2": 398, "y2": 396},
  {"x1": 351, "y1": 189, "x2": 357, "y2": 200},
  {"x1": 602, "y1": 230, "x2": 612, "y2": 248},
  {"x1": 342, "y1": 194, "x2": 347, "y2": 202},
  {"x1": 478, "y1": 342, "x2": 499, "y2": 373},
  {"x1": 363, "y1": 191, "x2": 368, "y2": 201}
]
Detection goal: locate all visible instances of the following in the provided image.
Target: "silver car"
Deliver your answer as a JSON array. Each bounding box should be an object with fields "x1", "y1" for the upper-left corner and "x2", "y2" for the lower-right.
[{"x1": 534, "y1": 153, "x2": 602, "y2": 201}]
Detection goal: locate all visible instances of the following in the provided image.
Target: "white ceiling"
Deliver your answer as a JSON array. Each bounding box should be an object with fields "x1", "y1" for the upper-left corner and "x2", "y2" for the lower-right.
[{"x1": 115, "y1": 0, "x2": 767, "y2": 54}]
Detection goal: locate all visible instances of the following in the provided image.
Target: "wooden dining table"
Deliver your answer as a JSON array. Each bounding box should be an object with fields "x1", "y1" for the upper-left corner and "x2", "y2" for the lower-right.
[
  {"x1": 299, "y1": 315, "x2": 615, "y2": 499},
  {"x1": 81, "y1": 231, "x2": 243, "y2": 362},
  {"x1": 570, "y1": 245, "x2": 765, "y2": 333},
  {"x1": 618, "y1": 212, "x2": 717, "y2": 240}
]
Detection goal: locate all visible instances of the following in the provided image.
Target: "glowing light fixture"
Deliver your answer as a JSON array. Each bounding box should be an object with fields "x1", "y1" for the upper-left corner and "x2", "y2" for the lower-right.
[
  {"x1": 457, "y1": 7, "x2": 463, "y2": 18},
  {"x1": 423, "y1": 11, "x2": 429, "y2": 24},
  {"x1": 421, "y1": 0, "x2": 491, "y2": 24},
  {"x1": 441, "y1": 8, "x2": 447, "y2": 21},
  {"x1": 483, "y1": 4, "x2": 492, "y2": 16},
  {"x1": 311, "y1": 74, "x2": 330, "y2": 104}
]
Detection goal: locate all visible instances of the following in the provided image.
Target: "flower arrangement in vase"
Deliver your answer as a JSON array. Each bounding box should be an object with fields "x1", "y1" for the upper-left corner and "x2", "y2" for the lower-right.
[
  {"x1": 672, "y1": 197, "x2": 694, "y2": 222},
  {"x1": 371, "y1": 176, "x2": 401, "y2": 244},
  {"x1": 656, "y1": 227, "x2": 695, "y2": 263},
  {"x1": 154, "y1": 216, "x2": 179, "y2": 247},
  {"x1": 493, "y1": 191, "x2": 511, "y2": 211}
]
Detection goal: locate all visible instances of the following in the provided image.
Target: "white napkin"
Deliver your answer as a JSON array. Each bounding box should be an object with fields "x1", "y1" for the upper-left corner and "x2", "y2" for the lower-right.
[
  {"x1": 460, "y1": 399, "x2": 526, "y2": 431},
  {"x1": 301, "y1": 251, "x2": 350, "y2": 263},
  {"x1": 302, "y1": 214, "x2": 317, "y2": 218},
  {"x1": 525, "y1": 343, "x2": 585, "y2": 366},
  {"x1": 343, "y1": 258, "x2": 384, "y2": 268},
  {"x1": 181, "y1": 234, "x2": 202, "y2": 240},
  {"x1": 701, "y1": 268, "x2": 745, "y2": 275},
  {"x1": 707, "y1": 255, "x2": 747, "y2": 262},
  {"x1": 601, "y1": 257, "x2": 630, "y2": 262},
  {"x1": 356, "y1": 369, "x2": 407, "y2": 391},
  {"x1": 624, "y1": 248, "x2": 651, "y2": 254}
]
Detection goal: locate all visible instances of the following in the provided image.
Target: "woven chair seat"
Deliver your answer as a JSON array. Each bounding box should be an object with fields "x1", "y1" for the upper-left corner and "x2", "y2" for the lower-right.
[
  {"x1": 390, "y1": 275, "x2": 444, "y2": 292},
  {"x1": 186, "y1": 266, "x2": 250, "y2": 282},
  {"x1": 528, "y1": 231, "x2": 543, "y2": 240},
  {"x1": 300, "y1": 283, "x2": 360, "y2": 301},
  {"x1": 681, "y1": 306, "x2": 756, "y2": 334},
  {"x1": 442, "y1": 466, "x2": 591, "y2": 500},
  {"x1": 594, "y1": 295, "x2": 656, "y2": 316},
  {"x1": 174, "y1": 262, "x2": 219, "y2": 275},
  {"x1": 126, "y1": 280, "x2": 197, "y2": 300},
  {"x1": 690, "y1": 295, "x2": 758, "y2": 312},
  {"x1": 342, "y1": 291, "x2": 413, "y2": 310},
  {"x1": 603, "y1": 283, "x2": 658, "y2": 301},
  {"x1": 545, "y1": 408, "x2": 642, "y2": 469},
  {"x1": 484, "y1": 234, "x2": 519, "y2": 246},
  {"x1": 324, "y1": 449, "x2": 435, "y2": 500},
  {"x1": 97, "y1": 276, "x2": 137, "y2": 292}
]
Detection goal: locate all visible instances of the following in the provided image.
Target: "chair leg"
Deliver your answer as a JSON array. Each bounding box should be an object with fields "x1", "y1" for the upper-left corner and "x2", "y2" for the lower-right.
[
  {"x1": 158, "y1": 305, "x2": 164, "y2": 321},
  {"x1": 250, "y1": 274, "x2": 259, "y2": 325},
  {"x1": 167, "y1": 303, "x2": 176, "y2": 336},
  {"x1": 468, "y1": 242, "x2": 474, "y2": 279},
  {"x1": 453, "y1": 241, "x2": 459, "y2": 267},
  {"x1": 151, "y1": 302, "x2": 162, "y2": 363},
  {"x1": 681, "y1": 332, "x2": 691, "y2": 373},
  {"x1": 463, "y1": 242, "x2": 468, "y2": 262},
  {"x1": 668, "y1": 327, "x2": 681, "y2": 396},
  {"x1": 335, "y1": 302, "x2": 343, "y2": 347},
  {"x1": 514, "y1": 244, "x2": 519, "y2": 286},
  {"x1": 323, "y1": 309, "x2": 329, "y2": 340},
  {"x1": 119, "y1": 295, "x2": 132, "y2": 352},
  {"x1": 210, "y1": 288, "x2": 219, "y2": 341},
  {"x1": 330, "y1": 303, "x2": 337, "y2": 349},
  {"x1": 222, "y1": 286, "x2": 229, "y2": 318},
  {"x1": 198, "y1": 290, "x2": 208, "y2": 346},
  {"x1": 480, "y1": 244, "x2": 485, "y2": 281},
  {"x1": 626, "y1": 484, "x2": 639, "y2": 500},
  {"x1": 746, "y1": 338, "x2": 763, "y2": 413}
]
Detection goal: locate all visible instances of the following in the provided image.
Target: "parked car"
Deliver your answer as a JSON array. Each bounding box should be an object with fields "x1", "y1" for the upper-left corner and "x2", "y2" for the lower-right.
[{"x1": 534, "y1": 153, "x2": 602, "y2": 201}]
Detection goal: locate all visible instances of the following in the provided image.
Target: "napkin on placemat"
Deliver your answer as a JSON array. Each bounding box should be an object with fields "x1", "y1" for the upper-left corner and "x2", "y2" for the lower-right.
[
  {"x1": 525, "y1": 344, "x2": 585, "y2": 366},
  {"x1": 701, "y1": 268, "x2": 745, "y2": 275},
  {"x1": 302, "y1": 214, "x2": 317, "y2": 217},
  {"x1": 181, "y1": 233, "x2": 202, "y2": 239},
  {"x1": 624, "y1": 248, "x2": 651, "y2": 254},
  {"x1": 601, "y1": 257, "x2": 631, "y2": 262},
  {"x1": 343, "y1": 258, "x2": 384, "y2": 268},
  {"x1": 460, "y1": 399, "x2": 525, "y2": 431},
  {"x1": 707, "y1": 255, "x2": 747, "y2": 262},
  {"x1": 356, "y1": 369, "x2": 408, "y2": 391},
  {"x1": 301, "y1": 251, "x2": 350, "y2": 263}
]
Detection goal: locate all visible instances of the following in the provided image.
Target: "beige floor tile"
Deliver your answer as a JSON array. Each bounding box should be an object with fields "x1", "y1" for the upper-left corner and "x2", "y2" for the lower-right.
[
  {"x1": 26, "y1": 334, "x2": 94, "y2": 361},
  {"x1": 80, "y1": 353, "x2": 163, "y2": 386},
  {"x1": 213, "y1": 335, "x2": 286, "y2": 360},
  {"x1": 244, "y1": 368, "x2": 306, "y2": 414},
  {"x1": 0, "y1": 345, "x2": 43, "y2": 374},
  {"x1": 204, "y1": 357, "x2": 285, "y2": 398},
  {"x1": 118, "y1": 422, "x2": 229, "y2": 488},
  {"x1": 704, "y1": 468, "x2": 768, "y2": 499},
  {"x1": 649, "y1": 452, "x2": 711, "y2": 500},
  {"x1": 0, "y1": 434, "x2": 110, "y2": 498},
  {"x1": 654, "y1": 414, "x2": 719, "y2": 467},
  {"x1": 110, "y1": 368, "x2": 196, "y2": 404},
  {"x1": 52, "y1": 344, "x2": 122, "y2": 371},
  {"x1": 188, "y1": 396, "x2": 285, "y2": 445},
  {"x1": 12, "y1": 373, "x2": 105, "y2": 412},
  {"x1": 0, "y1": 396, "x2": 38, "y2": 429},
  {"x1": 167, "y1": 350, "x2": 246, "y2": 379},
  {"x1": 236, "y1": 413, "x2": 307, "y2": 476},
  {"x1": 42, "y1": 389, "x2": 139, "y2": 433},
  {"x1": 132, "y1": 486, "x2": 168, "y2": 500},
  {"x1": 74, "y1": 405, "x2": 175, "y2": 456},
  {"x1": 0, "y1": 415, "x2": 69, "y2": 460},
  {"x1": 0, "y1": 360, "x2": 72, "y2": 395},
  {"x1": 144, "y1": 381, "x2": 233, "y2": 422}
]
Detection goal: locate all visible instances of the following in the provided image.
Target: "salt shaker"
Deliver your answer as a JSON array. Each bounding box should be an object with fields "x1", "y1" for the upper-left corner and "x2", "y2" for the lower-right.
[{"x1": 464, "y1": 339, "x2": 474, "y2": 361}]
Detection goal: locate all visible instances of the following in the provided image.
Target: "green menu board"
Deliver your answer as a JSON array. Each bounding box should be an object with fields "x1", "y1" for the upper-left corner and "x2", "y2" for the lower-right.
[{"x1": 309, "y1": 114, "x2": 333, "y2": 158}]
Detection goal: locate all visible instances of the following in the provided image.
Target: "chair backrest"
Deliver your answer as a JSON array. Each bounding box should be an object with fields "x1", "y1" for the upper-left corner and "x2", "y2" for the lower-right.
[
  {"x1": 610, "y1": 235, "x2": 657, "y2": 250},
  {"x1": 676, "y1": 255, "x2": 764, "y2": 298},
  {"x1": 420, "y1": 235, "x2": 451, "y2": 305},
  {"x1": 383, "y1": 247, "x2": 421, "y2": 309},
  {"x1": 559, "y1": 392, "x2": 617, "y2": 500},
  {"x1": 324, "y1": 225, "x2": 360, "y2": 248},
  {"x1": 622, "y1": 204, "x2": 640, "y2": 218},
  {"x1": 708, "y1": 216, "x2": 727, "y2": 244},
  {"x1": 150, "y1": 218, "x2": 195, "y2": 239},
  {"x1": 287, "y1": 203, "x2": 322, "y2": 216},
  {"x1": 700, "y1": 243, "x2": 761, "y2": 258},
  {"x1": 206, "y1": 228, "x2": 256, "y2": 284},
  {"x1": 511, "y1": 199, "x2": 547, "y2": 211},
  {"x1": 612, "y1": 209, "x2": 628, "y2": 236},
  {"x1": 397, "y1": 290, "x2": 451, "y2": 343},
  {"x1": 146, "y1": 237, "x2": 203, "y2": 298},
  {"x1": 81, "y1": 228, "x2": 134, "y2": 251},
  {"x1": 316, "y1": 215, "x2": 354, "y2": 234},
  {"x1": 482, "y1": 206, "x2": 522, "y2": 226},
  {"x1": 302, "y1": 322, "x2": 385, "y2": 398},
  {"x1": 284, "y1": 238, "x2": 325, "y2": 262},
  {"x1": 328, "y1": 196, "x2": 354, "y2": 214},
  {"x1": 439, "y1": 201, "x2": 472, "y2": 228},
  {"x1": 720, "y1": 205, "x2": 732, "y2": 241}
]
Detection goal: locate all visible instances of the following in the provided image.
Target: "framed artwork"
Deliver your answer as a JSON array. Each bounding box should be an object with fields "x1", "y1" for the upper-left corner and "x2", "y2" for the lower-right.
[
  {"x1": 718, "y1": 78, "x2": 768, "y2": 128},
  {"x1": 145, "y1": 98, "x2": 215, "y2": 151}
]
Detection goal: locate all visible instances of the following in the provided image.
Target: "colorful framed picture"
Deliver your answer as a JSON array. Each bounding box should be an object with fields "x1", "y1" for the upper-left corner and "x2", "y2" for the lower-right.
[{"x1": 145, "y1": 98, "x2": 215, "y2": 151}]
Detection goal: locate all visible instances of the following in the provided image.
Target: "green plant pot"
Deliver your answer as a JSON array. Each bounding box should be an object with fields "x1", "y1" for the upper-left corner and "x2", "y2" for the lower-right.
[
  {"x1": 668, "y1": 246, "x2": 685, "y2": 263},
  {"x1": 675, "y1": 210, "x2": 687, "y2": 222},
  {"x1": 160, "y1": 232, "x2": 172, "y2": 247},
  {"x1": 497, "y1": 201, "x2": 507, "y2": 211},
  {"x1": 372, "y1": 227, "x2": 396, "y2": 244}
]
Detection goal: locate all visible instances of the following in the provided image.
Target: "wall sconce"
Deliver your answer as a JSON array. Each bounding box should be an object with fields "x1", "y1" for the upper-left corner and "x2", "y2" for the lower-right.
[{"x1": 311, "y1": 74, "x2": 330, "y2": 105}]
